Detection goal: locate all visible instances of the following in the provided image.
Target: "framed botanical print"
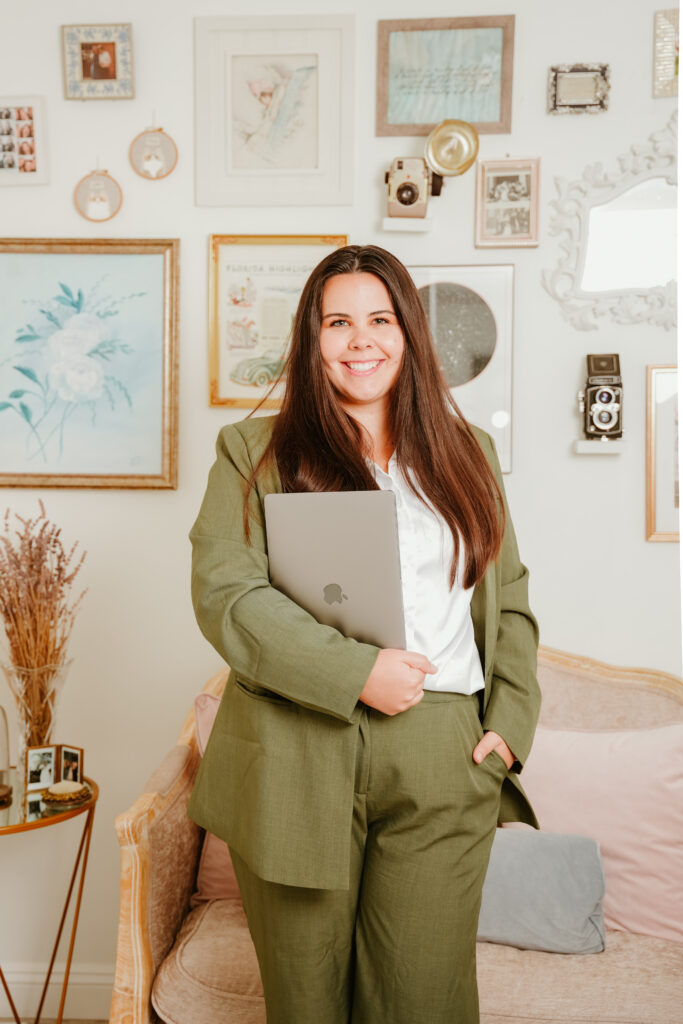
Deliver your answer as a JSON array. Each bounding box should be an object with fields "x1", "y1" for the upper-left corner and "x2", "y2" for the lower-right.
[
  {"x1": 194, "y1": 16, "x2": 354, "y2": 206},
  {"x1": 646, "y1": 365, "x2": 679, "y2": 541},
  {"x1": 0, "y1": 238, "x2": 179, "y2": 488},
  {"x1": 407, "y1": 264, "x2": 514, "y2": 471},
  {"x1": 475, "y1": 158, "x2": 540, "y2": 248},
  {"x1": 209, "y1": 234, "x2": 346, "y2": 407},
  {"x1": 61, "y1": 23, "x2": 134, "y2": 100},
  {"x1": 0, "y1": 97, "x2": 48, "y2": 184},
  {"x1": 376, "y1": 16, "x2": 515, "y2": 136}
]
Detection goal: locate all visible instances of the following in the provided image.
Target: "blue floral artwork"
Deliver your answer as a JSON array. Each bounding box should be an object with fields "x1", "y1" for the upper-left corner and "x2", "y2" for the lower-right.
[
  {"x1": 62, "y1": 23, "x2": 134, "y2": 100},
  {"x1": 0, "y1": 252, "x2": 165, "y2": 478}
]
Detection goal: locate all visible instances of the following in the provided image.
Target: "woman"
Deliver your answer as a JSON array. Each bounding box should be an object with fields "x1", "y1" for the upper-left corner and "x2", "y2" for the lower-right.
[{"x1": 188, "y1": 244, "x2": 540, "y2": 1024}]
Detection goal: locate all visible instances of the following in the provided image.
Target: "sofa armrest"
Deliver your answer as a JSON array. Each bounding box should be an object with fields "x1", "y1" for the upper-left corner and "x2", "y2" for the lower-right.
[{"x1": 110, "y1": 743, "x2": 203, "y2": 1024}]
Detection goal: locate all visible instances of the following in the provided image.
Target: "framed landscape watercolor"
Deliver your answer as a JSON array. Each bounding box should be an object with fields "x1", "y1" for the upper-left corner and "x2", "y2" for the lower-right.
[
  {"x1": 646, "y1": 365, "x2": 679, "y2": 541},
  {"x1": 61, "y1": 23, "x2": 134, "y2": 100},
  {"x1": 0, "y1": 97, "x2": 48, "y2": 184},
  {"x1": 195, "y1": 16, "x2": 354, "y2": 206},
  {"x1": 475, "y1": 158, "x2": 540, "y2": 248},
  {"x1": 0, "y1": 238, "x2": 178, "y2": 488},
  {"x1": 407, "y1": 264, "x2": 514, "y2": 471},
  {"x1": 209, "y1": 234, "x2": 346, "y2": 407},
  {"x1": 376, "y1": 16, "x2": 515, "y2": 136}
]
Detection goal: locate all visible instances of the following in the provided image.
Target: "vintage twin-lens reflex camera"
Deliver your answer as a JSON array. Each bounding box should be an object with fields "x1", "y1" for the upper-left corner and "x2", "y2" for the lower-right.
[
  {"x1": 385, "y1": 157, "x2": 443, "y2": 218},
  {"x1": 577, "y1": 354, "x2": 623, "y2": 439}
]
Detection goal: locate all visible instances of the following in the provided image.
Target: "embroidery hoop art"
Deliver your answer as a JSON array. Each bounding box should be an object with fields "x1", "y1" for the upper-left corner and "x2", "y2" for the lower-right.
[
  {"x1": 129, "y1": 127, "x2": 178, "y2": 181},
  {"x1": 73, "y1": 169, "x2": 123, "y2": 222}
]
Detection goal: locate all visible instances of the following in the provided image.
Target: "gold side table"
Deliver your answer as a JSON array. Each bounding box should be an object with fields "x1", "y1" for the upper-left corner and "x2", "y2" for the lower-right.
[{"x1": 0, "y1": 769, "x2": 98, "y2": 1024}]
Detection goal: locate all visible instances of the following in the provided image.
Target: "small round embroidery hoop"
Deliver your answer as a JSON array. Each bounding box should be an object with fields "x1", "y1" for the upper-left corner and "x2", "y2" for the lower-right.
[
  {"x1": 129, "y1": 127, "x2": 178, "y2": 181},
  {"x1": 73, "y1": 169, "x2": 123, "y2": 222}
]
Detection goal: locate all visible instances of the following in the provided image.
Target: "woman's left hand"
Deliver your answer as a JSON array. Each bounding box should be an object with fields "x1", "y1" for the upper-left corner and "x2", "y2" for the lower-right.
[{"x1": 473, "y1": 730, "x2": 515, "y2": 770}]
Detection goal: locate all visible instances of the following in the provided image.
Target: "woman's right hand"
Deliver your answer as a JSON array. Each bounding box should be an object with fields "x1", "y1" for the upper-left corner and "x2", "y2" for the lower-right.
[{"x1": 359, "y1": 649, "x2": 437, "y2": 716}]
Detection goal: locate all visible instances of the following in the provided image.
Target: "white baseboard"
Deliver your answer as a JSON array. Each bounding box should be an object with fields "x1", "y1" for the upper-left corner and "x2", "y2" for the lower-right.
[{"x1": 0, "y1": 962, "x2": 113, "y2": 1021}]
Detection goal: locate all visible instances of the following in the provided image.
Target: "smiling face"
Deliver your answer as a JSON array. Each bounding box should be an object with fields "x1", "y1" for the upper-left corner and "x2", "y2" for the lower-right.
[{"x1": 319, "y1": 272, "x2": 405, "y2": 419}]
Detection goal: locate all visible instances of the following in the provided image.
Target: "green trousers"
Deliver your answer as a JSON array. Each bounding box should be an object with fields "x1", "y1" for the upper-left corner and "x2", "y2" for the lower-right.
[{"x1": 229, "y1": 689, "x2": 506, "y2": 1024}]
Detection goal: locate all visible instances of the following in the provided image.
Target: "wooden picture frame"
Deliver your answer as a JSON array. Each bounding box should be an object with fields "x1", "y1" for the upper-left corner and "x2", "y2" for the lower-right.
[
  {"x1": 209, "y1": 234, "x2": 346, "y2": 407},
  {"x1": 0, "y1": 96, "x2": 48, "y2": 185},
  {"x1": 0, "y1": 238, "x2": 179, "y2": 488},
  {"x1": 475, "y1": 158, "x2": 540, "y2": 248},
  {"x1": 646, "y1": 365, "x2": 679, "y2": 542},
  {"x1": 376, "y1": 16, "x2": 515, "y2": 136},
  {"x1": 61, "y1": 23, "x2": 134, "y2": 100},
  {"x1": 58, "y1": 744, "x2": 84, "y2": 784},
  {"x1": 25, "y1": 744, "x2": 58, "y2": 791},
  {"x1": 194, "y1": 16, "x2": 354, "y2": 206}
]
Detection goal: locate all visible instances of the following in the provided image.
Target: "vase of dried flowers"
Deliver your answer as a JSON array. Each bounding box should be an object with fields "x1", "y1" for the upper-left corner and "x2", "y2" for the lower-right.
[{"x1": 0, "y1": 503, "x2": 86, "y2": 772}]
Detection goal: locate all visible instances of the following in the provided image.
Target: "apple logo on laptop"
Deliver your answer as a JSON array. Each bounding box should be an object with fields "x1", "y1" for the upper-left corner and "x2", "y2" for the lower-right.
[{"x1": 323, "y1": 583, "x2": 348, "y2": 605}]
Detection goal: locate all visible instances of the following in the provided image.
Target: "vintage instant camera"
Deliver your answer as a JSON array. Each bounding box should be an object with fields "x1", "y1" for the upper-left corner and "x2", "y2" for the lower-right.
[
  {"x1": 385, "y1": 157, "x2": 441, "y2": 218},
  {"x1": 577, "y1": 354, "x2": 623, "y2": 439}
]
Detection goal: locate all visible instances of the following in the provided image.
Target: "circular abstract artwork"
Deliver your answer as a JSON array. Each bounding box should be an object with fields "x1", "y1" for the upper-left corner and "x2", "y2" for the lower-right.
[{"x1": 418, "y1": 282, "x2": 497, "y2": 387}]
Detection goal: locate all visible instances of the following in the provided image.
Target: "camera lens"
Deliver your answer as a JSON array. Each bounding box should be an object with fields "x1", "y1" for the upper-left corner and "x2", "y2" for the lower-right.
[
  {"x1": 396, "y1": 182, "x2": 419, "y2": 206},
  {"x1": 597, "y1": 411, "x2": 612, "y2": 424},
  {"x1": 597, "y1": 389, "x2": 613, "y2": 403}
]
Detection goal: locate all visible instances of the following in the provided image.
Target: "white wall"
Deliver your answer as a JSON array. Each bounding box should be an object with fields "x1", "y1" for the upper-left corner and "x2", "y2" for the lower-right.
[{"x1": 0, "y1": 0, "x2": 679, "y2": 1017}]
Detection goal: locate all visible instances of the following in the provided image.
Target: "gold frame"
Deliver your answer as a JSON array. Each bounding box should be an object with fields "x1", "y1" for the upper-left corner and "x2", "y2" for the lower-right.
[
  {"x1": 646, "y1": 364, "x2": 679, "y2": 542},
  {"x1": 376, "y1": 16, "x2": 515, "y2": 136},
  {"x1": 209, "y1": 233, "x2": 347, "y2": 408},
  {"x1": 0, "y1": 237, "x2": 179, "y2": 488}
]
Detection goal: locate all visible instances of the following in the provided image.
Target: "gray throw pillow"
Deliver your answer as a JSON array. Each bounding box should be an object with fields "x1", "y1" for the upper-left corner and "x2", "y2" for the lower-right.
[{"x1": 477, "y1": 829, "x2": 606, "y2": 954}]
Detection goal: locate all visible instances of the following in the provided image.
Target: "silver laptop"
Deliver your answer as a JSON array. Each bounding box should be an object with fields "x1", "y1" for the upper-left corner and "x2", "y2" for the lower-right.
[{"x1": 264, "y1": 491, "x2": 406, "y2": 649}]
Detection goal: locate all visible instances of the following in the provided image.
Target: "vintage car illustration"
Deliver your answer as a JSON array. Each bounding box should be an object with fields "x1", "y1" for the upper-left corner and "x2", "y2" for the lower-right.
[{"x1": 229, "y1": 349, "x2": 286, "y2": 388}]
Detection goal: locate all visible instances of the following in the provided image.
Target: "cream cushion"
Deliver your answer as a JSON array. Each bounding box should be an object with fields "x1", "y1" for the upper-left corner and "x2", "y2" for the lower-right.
[{"x1": 151, "y1": 899, "x2": 683, "y2": 1024}]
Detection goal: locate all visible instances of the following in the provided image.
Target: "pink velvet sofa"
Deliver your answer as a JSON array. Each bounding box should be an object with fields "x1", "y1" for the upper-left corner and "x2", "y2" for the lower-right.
[{"x1": 110, "y1": 646, "x2": 683, "y2": 1024}]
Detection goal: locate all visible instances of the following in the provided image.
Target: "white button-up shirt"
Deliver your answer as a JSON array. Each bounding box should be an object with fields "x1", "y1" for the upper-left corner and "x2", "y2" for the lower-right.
[{"x1": 370, "y1": 455, "x2": 485, "y2": 694}]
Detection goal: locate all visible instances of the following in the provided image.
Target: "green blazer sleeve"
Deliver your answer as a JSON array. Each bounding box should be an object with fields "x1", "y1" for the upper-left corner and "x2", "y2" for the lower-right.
[
  {"x1": 189, "y1": 422, "x2": 380, "y2": 723},
  {"x1": 479, "y1": 430, "x2": 541, "y2": 770}
]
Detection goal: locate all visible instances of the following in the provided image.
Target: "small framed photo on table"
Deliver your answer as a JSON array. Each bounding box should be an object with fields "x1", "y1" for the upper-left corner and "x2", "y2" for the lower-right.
[
  {"x1": 61, "y1": 23, "x2": 134, "y2": 100},
  {"x1": 26, "y1": 745, "x2": 58, "y2": 791},
  {"x1": 59, "y1": 745, "x2": 84, "y2": 784},
  {"x1": 475, "y1": 158, "x2": 539, "y2": 248}
]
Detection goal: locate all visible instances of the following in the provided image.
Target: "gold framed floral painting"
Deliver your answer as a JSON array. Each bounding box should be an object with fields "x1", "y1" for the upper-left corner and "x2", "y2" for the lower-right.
[
  {"x1": 209, "y1": 234, "x2": 347, "y2": 407},
  {"x1": 0, "y1": 238, "x2": 179, "y2": 488}
]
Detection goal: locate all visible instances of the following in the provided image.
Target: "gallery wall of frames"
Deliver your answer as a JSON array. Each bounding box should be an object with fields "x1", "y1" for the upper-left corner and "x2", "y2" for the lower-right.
[{"x1": 0, "y1": 0, "x2": 679, "y2": 1015}]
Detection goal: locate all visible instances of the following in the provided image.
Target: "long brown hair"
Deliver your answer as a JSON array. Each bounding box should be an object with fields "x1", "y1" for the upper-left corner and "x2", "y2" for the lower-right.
[{"x1": 246, "y1": 244, "x2": 504, "y2": 589}]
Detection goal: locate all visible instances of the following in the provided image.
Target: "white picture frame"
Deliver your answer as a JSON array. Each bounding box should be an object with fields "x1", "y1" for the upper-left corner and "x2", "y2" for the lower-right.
[
  {"x1": 194, "y1": 15, "x2": 355, "y2": 206},
  {"x1": 0, "y1": 96, "x2": 48, "y2": 185},
  {"x1": 407, "y1": 264, "x2": 514, "y2": 472}
]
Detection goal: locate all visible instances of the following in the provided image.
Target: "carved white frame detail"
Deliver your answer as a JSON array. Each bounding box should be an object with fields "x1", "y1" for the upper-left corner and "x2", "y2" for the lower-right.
[{"x1": 542, "y1": 114, "x2": 677, "y2": 331}]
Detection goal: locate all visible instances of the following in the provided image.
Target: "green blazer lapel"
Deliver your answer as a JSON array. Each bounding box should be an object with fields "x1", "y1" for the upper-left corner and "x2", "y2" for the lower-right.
[{"x1": 470, "y1": 562, "x2": 497, "y2": 690}]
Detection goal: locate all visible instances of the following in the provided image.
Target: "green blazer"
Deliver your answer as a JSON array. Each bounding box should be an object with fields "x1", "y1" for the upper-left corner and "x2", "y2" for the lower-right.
[{"x1": 187, "y1": 415, "x2": 541, "y2": 889}]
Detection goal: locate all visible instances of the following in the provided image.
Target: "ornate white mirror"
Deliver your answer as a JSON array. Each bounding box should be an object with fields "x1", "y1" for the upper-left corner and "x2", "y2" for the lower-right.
[{"x1": 543, "y1": 114, "x2": 676, "y2": 330}]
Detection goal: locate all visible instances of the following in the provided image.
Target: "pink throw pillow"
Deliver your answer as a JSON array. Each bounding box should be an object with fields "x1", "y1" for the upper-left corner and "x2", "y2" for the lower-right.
[
  {"x1": 190, "y1": 693, "x2": 241, "y2": 903},
  {"x1": 518, "y1": 724, "x2": 683, "y2": 943}
]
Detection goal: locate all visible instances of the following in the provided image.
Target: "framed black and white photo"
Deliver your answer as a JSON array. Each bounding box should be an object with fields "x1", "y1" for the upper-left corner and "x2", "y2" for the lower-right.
[
  {"x1": 475, "y1": 158, "x2": 539, "y2": 248},
  {"x1": 194, "y1": 16, "x2": 354, "y2": 206},
  {"x1": 26, "y1": 744, "x2": 57, "y2": 791},
  {"x1": 407, "y1": 264, "x2": 514, "y2": 471},
  {"x1": 61, "y1": 23, "x2": 134, "y2": 100},
  {"x1": 59, "y1": 744, "x2": 84, "y2": 784}
]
